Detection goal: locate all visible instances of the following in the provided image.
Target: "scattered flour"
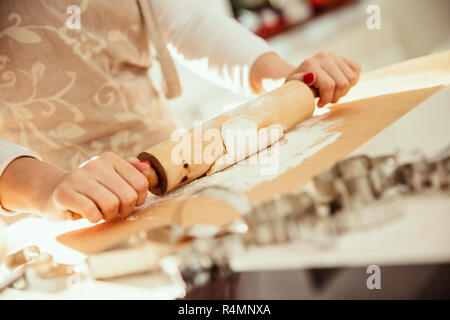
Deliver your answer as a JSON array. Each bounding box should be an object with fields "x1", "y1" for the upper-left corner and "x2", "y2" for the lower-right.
[
  {"x1": 138, "y1": 114, "x2": 342, "y2": 211},
  {"x1": 125, "y1": 215, "x2": 139, "y2": 221},
  {"x1": 207, "y1": 117, "x2": 284, "y2": 175}
]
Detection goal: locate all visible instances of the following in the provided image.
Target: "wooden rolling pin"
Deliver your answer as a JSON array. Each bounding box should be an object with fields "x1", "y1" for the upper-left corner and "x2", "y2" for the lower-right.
[
  {"x1": 70, "y1": 81, "x2": 314, "y2": 219},
  {"x1": 138, "y1": 80, "x2": 316, "y2": 196}
]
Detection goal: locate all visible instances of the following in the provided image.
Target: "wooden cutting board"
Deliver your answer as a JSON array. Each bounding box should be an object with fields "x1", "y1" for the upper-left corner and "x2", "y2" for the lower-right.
[{"x1": 57, "y1": 51, "x2": 450, "y2": 254}]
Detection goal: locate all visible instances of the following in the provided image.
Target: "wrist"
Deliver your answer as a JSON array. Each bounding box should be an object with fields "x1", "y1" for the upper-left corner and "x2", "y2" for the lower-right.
[
  {"x1": 0, "y1": 157, "x2": 68, "y2": 214},
  {"x1": 250, "y1": 52, "x2": 295, "y2": 94}
]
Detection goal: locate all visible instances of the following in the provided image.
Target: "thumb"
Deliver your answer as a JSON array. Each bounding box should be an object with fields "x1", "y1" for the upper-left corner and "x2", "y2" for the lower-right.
[{"x1": 287, "y1": 71, "x2": 316, "y2": 86}]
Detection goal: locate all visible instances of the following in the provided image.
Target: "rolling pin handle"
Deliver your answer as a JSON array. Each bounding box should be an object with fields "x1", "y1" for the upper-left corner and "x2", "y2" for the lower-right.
[
  {"x1": 139, "y1": 160, "x2": 159, "y2": 188},
  {"x1": 146, "y1": 167, "x2": 159, "y2": 188}
]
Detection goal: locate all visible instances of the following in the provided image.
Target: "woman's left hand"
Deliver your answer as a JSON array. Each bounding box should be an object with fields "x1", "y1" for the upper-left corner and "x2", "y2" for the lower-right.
[
  {"x1": 250, "y1": 52, "x2": 362, "y2": 108},
  {"x1": 285, "y1": 52, "x2": 362, "y2": 107}
]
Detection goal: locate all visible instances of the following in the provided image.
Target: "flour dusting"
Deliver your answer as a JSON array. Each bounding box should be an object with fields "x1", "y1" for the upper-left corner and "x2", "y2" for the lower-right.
[{"x1": 138, "y1": 114, "x2": 342, "y2": 210}]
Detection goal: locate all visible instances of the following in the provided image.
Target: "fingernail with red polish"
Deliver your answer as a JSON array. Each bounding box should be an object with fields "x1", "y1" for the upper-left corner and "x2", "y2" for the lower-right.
[
  {"x1": 303, "y1": 72, "x2": 315, "y2": 85},
  {"x1": 139, "y1": 160, "x2": 151, "y2": 167}
]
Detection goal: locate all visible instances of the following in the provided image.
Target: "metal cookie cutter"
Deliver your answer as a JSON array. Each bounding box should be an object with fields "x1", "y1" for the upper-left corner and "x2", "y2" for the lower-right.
[
  {"x1": 423, "y1": 145, "x2": 450, "y2": 190},
  {"x1": 1, "y1": 246, "x2": 84, "y2": 293},
  {"x1": 159, "y1": 186, "x2": 252, "y2": 295},
  {"x1": 369, "y1": 155, "x2": 397, "y2": 196},
  {"x1": 244, "y1": 192, "x2": 323, "y2": 245},
  {"x1": 394, "y1": 150, "x2": 431, "y2": 192},
  {"x1": 312, "y1": 155, "x2": 398, "y2": 234},
  {"x1": 160, "y1": 236, "x2": 237, "y2": 294},
  {"x1": 312, "y1": 155, "x2": 380, "y2": 218},
  {"x1": 335, "y1": 155, "x2": 377, "y2": 210},
  {"x1": 313, "y1": 167, "x2": 341, "y2": 216}
]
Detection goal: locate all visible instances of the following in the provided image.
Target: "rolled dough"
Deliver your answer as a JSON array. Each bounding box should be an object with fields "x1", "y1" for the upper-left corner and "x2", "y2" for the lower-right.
[{"x1": 206, "y1": 117, "x2": 284, "y2": 175}]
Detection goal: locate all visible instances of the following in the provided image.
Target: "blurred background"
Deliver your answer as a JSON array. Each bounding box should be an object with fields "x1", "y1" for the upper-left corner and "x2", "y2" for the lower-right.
[{"x1": 168, "y1": 0, "x2": 450, "y2": 129}]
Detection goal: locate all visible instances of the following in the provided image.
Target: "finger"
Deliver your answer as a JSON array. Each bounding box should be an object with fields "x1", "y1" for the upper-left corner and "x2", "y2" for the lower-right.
[
  {"x1": 286, "y1": 71, "x2": 316, "y2": 86},
  {"x1": 115, "y1": 159, "x2": 149, "y2": 207},
  {"x1": 335, "y1": 57, "x2": 358, "y2": 88},
  {"x1": 128, "y1": 157, "x2": 152, "y2": 176},
  {"x1": 343, "y1": 57, "x2": 362, "y2": 76},
  {"x1": 97, "y1": 171, "x2": 139, "y2": 218},
  {"x1": 75, "y1": 180, "x2": 120, "y2": 221},
  {"x1": 320, "y1": 59, "x2": 349, "y2": 103},
  {"x1": 314, "y1": 68, "x2": 336, "y2": 108},
  {"x1": 54, "y1": 188, "x2": 103, "y2": 223}
]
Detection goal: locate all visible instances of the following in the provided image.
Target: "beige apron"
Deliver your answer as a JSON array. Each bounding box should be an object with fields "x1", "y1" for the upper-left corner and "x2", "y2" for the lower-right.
[{"x1": 0, "y1": 0, "x2": 181, "y2": 171}]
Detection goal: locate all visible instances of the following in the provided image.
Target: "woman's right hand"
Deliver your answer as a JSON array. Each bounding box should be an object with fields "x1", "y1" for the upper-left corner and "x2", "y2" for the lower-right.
[
  {"x1": 0, "y1": 152, "x2": 151, "y2": 223},
  {"x1": 49, "y1": 152, "x2": 151, "y2": 222}
]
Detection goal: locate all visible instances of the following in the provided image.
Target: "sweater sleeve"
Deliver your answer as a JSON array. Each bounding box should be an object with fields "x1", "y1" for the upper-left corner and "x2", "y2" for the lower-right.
[
  {"x1": 151, "y1": 0, "x2": 275, "y2": 95},
  {"x1": 0, "y1": 140, "x2": 41, "y2": 215}
]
